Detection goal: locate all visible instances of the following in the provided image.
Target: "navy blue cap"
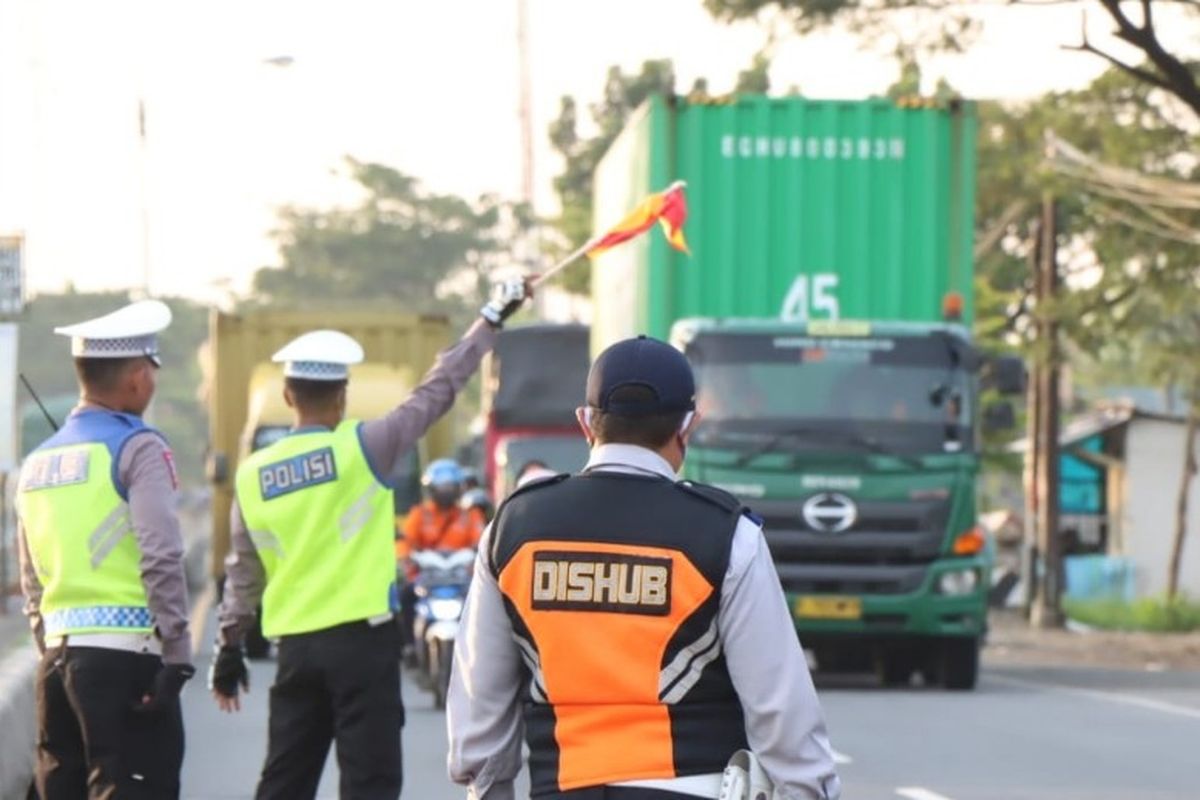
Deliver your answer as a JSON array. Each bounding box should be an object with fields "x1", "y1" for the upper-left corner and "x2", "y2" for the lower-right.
[{"x1": 586, "y1": 336, "x2": 696, "y2": 417}]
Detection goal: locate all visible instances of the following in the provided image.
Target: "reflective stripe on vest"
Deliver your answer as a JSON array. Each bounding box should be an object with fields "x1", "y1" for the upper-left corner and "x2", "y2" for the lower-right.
[
  {"x1": 491, "y1": 472, "x2": 748, "y2": 794},
  {"x1": 18, "y1": 410, "x2": 155, "y2": 637},
  {"x1": 235, "y1": 420, "x2": 396, "y2": 638}
]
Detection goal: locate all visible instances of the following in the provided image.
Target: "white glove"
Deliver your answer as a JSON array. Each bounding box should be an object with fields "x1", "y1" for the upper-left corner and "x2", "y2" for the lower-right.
[
  {"x1": 720, "y1": 750, "x2": 776, "y2": 800},
  {"x1": 480, "y1": 278, "x2": 530, "y2": 328}
]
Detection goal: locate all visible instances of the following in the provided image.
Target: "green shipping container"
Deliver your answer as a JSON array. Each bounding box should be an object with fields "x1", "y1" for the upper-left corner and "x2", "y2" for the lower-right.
[{"x1": 591, "y1": 95, "x2": 977, "y2": 350}]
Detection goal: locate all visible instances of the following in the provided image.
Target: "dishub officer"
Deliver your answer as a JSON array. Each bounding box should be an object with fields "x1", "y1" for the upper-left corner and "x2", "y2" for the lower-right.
[
  {"x1": 16, "y1": 300, "x2": 195, "y2": 799},
  {"x1": 448, "y1": 336, "x2": 842, "y2": 800}
]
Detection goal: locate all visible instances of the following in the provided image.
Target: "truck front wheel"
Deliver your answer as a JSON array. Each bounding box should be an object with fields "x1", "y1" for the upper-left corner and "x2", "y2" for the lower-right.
[
  {"x1": 939, "y1": 638, "x2": 980, "y2": 691},
  {"x1": 876, "y1": 653, "x2": 915, "y2": 688}
]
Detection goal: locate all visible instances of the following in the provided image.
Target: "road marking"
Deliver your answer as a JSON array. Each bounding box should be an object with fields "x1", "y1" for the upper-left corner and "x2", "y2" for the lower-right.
[
  {"x1": 832, "y1": 749, "x2": 853, "y2": 765},
  {"x1": 896, "y1": 788, "x2": 955, "y2": 800},
  {"x1": 990, "y1": 674, "x2": 1200, "y2": 722}
]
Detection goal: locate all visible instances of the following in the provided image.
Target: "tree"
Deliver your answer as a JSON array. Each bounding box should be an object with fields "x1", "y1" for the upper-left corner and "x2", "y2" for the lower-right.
[
  {"x1": 972, "y1": 68, "x2": 1200, "y2": 602},
  {"x1": 702, "y1": 1, "x2": 1200, "y2": 120},
  {"x1": 548, "y1": 52, "x2": 776, "y2": 293},
  {"x1": 548, "y1": 60, "x2": 676, "y2": 292},
  {"x1": 962, "y1": 65, "x2": 1199, "y2": 356},
  {"x1": 253, "y1": 158, "x2": 510, "y2": 321},
  {"x1": 735, "y1": 46, "x2": 774, "y2": 94}
]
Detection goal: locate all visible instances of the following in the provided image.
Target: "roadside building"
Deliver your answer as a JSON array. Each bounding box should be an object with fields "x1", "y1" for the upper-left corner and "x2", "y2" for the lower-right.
[{"x1": 1016, "y1": 403, "x2": 1200, "y2": 599}]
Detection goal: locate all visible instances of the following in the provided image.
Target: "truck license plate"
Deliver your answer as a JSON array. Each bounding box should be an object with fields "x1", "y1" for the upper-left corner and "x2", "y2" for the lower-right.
[{"x1": 794, "y1": 596, "x2": 862, "y2": 620}]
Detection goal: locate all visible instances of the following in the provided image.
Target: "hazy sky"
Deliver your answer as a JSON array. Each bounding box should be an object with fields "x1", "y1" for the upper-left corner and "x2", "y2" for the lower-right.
[{"x1": 0, "y1": 0, "x2": 1192, "y2": 302}]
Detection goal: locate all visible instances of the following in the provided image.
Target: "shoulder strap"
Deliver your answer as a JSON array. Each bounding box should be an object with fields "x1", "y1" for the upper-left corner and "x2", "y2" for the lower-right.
[
  {"x1": 488, "y1": 473, "x2": 571, "y2": 574},
  {"x1": 675, "y1": 480, "x2": 743, "y2": 514}
]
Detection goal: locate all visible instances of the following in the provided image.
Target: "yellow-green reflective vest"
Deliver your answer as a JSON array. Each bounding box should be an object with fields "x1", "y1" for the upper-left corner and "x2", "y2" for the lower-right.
[
  {"x1": 18, "y1": 410, "x2": 155, "y2": 637},
  {"x1": 235, "y1": 420, "x2": 396, "y2": 638}
]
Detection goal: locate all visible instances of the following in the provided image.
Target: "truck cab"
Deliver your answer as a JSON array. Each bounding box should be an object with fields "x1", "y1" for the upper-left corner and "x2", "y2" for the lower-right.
[
  {"x1": 673, "y1": 317, "x2": 992, "y2": 689},
  {"x1": 482, "y1": 324, "x2": 591, "y2": 500}
]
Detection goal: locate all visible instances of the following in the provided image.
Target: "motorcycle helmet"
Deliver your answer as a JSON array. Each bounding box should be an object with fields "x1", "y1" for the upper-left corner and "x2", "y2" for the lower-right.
[{"x1": 422, "y1": 458, "x2": 465, "y2": 508}]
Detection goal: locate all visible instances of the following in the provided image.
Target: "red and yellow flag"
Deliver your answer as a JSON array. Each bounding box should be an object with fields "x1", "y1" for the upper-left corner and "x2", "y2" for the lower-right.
[{"x1": 587, "y1": 181, "x2": 690, "y2": 258}]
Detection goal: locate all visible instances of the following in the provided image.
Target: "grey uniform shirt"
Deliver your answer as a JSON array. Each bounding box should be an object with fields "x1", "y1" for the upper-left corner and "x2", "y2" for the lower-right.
[
  {"x1": 217, "y1": 319, "x2": 498, "y2": 646},
  {"x1": 447, "y1": 443, "x2": 842, "y2": 800},
  {"x1": 17, "y1": 406, "x2": 193, "y2": 664}
]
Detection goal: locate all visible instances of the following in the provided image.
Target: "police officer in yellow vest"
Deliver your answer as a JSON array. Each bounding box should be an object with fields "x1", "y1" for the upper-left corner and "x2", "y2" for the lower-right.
[
  {"x1": 448, "y1": 336, "x2": 842, "y2": 800},
  {"x1": 16, "y1": 300, "x2": 195, "y2": 799},
  {"x1": 209, "y1": 279, "x2": 531, "y2": 800}
]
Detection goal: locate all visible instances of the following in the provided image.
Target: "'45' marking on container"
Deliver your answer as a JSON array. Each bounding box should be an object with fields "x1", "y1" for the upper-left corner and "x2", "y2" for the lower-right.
[{"x1": 781, "y1": 273, "x2": 840, "y2": 322}]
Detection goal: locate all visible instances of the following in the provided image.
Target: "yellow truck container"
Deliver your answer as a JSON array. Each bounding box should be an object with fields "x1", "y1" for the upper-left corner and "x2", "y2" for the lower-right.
[{"x1": 205, "y1": 309, "x2": 453, "y2": 584}]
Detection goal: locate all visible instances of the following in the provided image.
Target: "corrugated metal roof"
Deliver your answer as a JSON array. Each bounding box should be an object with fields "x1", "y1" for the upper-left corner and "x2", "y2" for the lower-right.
[{"x1": 1008, "y1": 403, "x2": 1187, "y2": 453}]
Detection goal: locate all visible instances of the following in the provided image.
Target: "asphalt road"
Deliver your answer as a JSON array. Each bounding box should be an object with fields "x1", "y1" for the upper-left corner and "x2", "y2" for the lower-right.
[
  {"x1": 181, "y1": 652, "x2": 469, "y2": 799},
  {"x1": 181, "y1": 615, "x2": 1200, "y2": 800}
]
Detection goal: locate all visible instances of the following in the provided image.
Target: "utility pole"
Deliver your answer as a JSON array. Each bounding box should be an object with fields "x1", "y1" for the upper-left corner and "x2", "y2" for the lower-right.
[
  {"x1": 137, "y1": 97, "x2": 151, "y2": 298},
  {"x1": 516, "y1": 0, "x2": 534, "y2": 208},
  {"x1": 1032, "y1": 193, "x2": 1064, "y2": 628},
  {"x1": 1023, "y1": 278, "x2": 1042, "y2": 617}
]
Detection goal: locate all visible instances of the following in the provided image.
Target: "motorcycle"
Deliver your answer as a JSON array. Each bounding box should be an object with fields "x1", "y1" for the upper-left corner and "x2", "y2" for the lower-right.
[{"x1": 408, "y1": 548, "x2": 475, "y2": 709}]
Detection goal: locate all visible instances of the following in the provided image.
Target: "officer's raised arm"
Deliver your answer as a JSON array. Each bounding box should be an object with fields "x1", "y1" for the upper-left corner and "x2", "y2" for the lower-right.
[{"x1": 359, "y1": 277, "x2": 532, "y2": 475}]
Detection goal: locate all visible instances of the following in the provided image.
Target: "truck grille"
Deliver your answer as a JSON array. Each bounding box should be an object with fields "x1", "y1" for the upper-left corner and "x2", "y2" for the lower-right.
[
  {"x1": 754, "y1": 497, "x2": 951, "y2": 565},
  {"x1": 775, "y1": 563, "x2": 928, "y2": 596}
]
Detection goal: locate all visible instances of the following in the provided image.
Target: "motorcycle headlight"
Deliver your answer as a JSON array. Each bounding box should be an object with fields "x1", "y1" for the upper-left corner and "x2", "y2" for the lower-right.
[{"x1": 429, "y1": 598, "x2": 464, "y2": 621}]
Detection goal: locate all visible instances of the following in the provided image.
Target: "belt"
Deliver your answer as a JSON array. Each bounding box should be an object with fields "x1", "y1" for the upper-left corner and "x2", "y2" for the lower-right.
[
  {"x1": 45, "y1": 632, "x2": 163, "y2": 656},
  {"x1": 612, "y1": 773, "x2": 724, "y2": 799}
]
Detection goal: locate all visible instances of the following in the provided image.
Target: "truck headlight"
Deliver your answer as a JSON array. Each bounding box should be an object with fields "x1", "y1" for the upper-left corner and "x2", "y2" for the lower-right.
[
  {"x1": 428, "y1": 598, "x2": 464, "y2": 621},
  {"x1": 937, "y1": 568, "x2": 979, "y2": 596}
]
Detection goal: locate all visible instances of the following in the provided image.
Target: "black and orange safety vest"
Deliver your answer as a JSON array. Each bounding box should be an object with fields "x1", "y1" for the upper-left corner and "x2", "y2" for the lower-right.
[{"x1": 490, "y1": 471, "x2": 750, "y2": 796}]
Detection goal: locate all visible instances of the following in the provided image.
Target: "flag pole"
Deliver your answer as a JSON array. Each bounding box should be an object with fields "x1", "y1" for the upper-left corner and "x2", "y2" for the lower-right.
[
  {"x1": 531, "y1": 236, "x2": 601, "y2": 288},
  {"x1": 531, "y1": 180, "x2": 686, "y2": 288}
]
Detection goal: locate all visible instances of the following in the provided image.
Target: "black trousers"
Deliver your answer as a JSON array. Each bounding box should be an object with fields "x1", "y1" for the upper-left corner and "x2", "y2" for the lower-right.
[
  {"x1": 256, "y1": 620, "x2": 404, "y2": 800},
  {"x1": 35, "y1": 646, "x2": 183, "y2": 800}
]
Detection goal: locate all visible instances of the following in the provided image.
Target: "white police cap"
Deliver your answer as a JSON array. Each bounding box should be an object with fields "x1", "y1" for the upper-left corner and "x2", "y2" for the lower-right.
[
  {"x1": 272, "y1": 330, "x2": 364, "y2": 381},
  {"x1": 54, "y1": 300, "x2": 173, "y2": 366}
]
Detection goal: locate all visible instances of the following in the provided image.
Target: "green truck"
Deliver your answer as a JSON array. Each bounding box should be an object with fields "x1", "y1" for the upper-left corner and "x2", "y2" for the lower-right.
[{"x1": 592, "y1": 95, "x2": 1022, "y2": 689}]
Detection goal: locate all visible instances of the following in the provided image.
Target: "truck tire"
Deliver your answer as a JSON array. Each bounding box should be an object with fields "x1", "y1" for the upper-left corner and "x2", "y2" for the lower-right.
[
  {"x1": 876, "y1": 655, "x2": 914, "y2": 688},
  {"x1": 940, "y1": 638, "x2": 980, "y2": 691},
  {"x1": 433, "y1": 639, "x2": 454, "y2": 711}
]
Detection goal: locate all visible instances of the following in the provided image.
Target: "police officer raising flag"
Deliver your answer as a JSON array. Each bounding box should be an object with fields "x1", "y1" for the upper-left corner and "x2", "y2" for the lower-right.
[
  {"x1": 16, "y1": 300, "x2": 195, "y2": 799},
  {"x1": 448, "y1": 335, "x2": 841, "y2": 800},
  {"x1": 210, "y1": 278, "x2": 532, "y2": 800}
]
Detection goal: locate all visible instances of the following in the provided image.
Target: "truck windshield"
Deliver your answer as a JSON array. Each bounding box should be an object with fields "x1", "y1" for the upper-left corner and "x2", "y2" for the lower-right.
[{"x1": 686, "y1": 331, "x2": 973, "y2": 457}]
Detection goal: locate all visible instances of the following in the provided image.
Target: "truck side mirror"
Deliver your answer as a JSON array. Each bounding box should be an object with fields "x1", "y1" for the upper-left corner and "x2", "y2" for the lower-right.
[
  {"x1": 207, "y1": 452, "x2": 229, "y2": 484},
  {"x1": 982, "y1": 401, "x2": 1017, "y2": 433},
  {"x1": 983, "y1": 355, "x2": 1026, "y2": 395}
]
